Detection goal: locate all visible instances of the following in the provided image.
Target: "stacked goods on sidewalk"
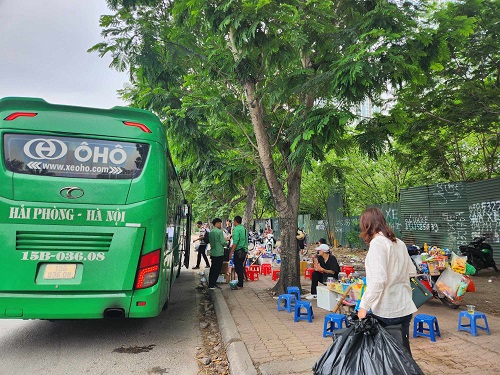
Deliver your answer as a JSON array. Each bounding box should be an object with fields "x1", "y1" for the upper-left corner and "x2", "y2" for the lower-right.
[{"x1": 410, "y1": 244, "x2": 476, "y2": 308}]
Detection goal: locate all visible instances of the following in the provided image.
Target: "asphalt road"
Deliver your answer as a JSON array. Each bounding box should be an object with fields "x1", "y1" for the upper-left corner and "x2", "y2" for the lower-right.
[{"x1": 0, "y1": 271, "x2": 201, "y2": 375}]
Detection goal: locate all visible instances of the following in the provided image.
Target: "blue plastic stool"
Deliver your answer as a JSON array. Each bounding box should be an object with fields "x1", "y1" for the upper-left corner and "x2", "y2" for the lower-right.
[
  {"x1": 294, "y1": 300, "x2": 314, "y2": 323},
  {"x1": 413, "y1": 314, "x2": 441, "y2": 342},
  {"x1": 323, "y1": 313, "x2": 349, "y2": 337},
  {"x1": 277, "y1": 294, "x2": 297, "y2": 313},
  {"x1": 287, "y1": 286, "x2": 301, "y2": 301},
  {"x1": 458, "y1": 311, "x2": 491, "y2": 336}
]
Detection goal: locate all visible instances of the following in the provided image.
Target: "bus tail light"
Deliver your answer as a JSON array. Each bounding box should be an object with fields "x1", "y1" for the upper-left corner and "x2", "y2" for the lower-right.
[
  {"x1": 123, "y1": 121, "x2": 152, "y2": 133},
  {"x1": 134, "y1": 249, "x2": 161, "y2": 289},
  {"x1": 4, "y1": 112, "x2": 38, "y2": 121}
]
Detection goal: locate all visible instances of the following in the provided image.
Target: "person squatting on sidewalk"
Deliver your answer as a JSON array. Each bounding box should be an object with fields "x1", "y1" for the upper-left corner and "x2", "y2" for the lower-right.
[
  {"x1": 307, "y1": 242, "x2": 340, "y2": 299},
  {"x1": 208, "y1": 218, "x2": 228, "y2": 290},
  {"x1": 229, "y1": 215, "x2": 248, "y2": 289},
  {"x1": 192, "y1": 220, "x2": 210, "y2": 269}
]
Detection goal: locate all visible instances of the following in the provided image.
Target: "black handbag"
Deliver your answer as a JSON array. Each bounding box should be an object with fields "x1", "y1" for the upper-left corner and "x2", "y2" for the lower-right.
[{"x1": 410, "y1": 277, "x2": 433, "y2": 308}]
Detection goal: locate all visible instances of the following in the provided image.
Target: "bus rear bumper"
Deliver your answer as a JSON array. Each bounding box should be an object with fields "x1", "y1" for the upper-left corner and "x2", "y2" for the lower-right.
[{"x1": 0, "y1": 289, "x2": 161, "y2": 320}]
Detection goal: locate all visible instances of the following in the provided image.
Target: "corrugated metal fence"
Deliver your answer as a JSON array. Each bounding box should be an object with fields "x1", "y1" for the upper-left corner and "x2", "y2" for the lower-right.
[{"x1": 253, "y1": 178, "x2": 500, "y2": 264}]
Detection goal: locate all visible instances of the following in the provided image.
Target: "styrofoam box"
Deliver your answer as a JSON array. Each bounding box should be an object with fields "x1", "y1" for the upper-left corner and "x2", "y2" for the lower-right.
[
  {"x1": 316, "y1": 286, "x2": 340, "y2": 311},
  {"x1": 216, "y1": 274, "x2": 229, "y2": 283}
]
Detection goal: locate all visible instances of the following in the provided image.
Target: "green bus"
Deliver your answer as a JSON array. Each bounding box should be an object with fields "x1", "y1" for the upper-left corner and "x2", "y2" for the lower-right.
[{"x1": 0, "y1": 97, "x2": 191, "y2": 319}]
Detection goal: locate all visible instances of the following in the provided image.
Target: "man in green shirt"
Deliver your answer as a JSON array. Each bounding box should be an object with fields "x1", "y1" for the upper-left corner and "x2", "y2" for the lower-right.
[
  {"x1": 208, "y1": 218, "x2": 228, "y2": 290},
  {"x1": 229, "y1": 215, "x2": 248, "y2": 289}
]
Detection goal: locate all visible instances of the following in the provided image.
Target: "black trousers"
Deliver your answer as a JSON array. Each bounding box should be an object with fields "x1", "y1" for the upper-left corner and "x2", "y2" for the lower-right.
[
  {"x1": 208, "y1": 255, "x2": 224, "y2": 288},
  {"x1": 311, "y1": 271, "x2": 326, "y2": 295},
  {"x1": 196, "y1": 244, "x2": 210, "y2": 267},
  {"x1": 233, "y1": 251, "x2": 246, "y2": 287},
  {"x1": 373, "y1": 313, "x2": 413, "y2": 355}
]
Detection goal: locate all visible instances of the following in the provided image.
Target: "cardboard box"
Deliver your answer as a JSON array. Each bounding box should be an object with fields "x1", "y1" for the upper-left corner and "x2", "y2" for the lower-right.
[
  {"x1": 221, "y1": 261, "x2": 230, "y2": 275},
  {"x1": 300, "y1": 261, "x2": 308, "y2": 275}
]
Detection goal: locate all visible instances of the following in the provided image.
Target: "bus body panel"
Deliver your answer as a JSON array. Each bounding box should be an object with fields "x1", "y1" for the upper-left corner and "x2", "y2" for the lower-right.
[
  {"x1": 0, "y1": 97, "x2": 167, "y2": 146},
  {"x1": 0, "y1": 97, "x2": 189, "y2": 320},
  {"x1": 0, "y1": 283, "x2": 164, "y2": 319},
  {"x1": 0, "y1": 223, "x2": 145, "y2": 292}
]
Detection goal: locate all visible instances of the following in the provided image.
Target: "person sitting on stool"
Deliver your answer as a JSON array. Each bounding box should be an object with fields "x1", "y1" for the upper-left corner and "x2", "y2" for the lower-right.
[{"x1": 306, "y1": 244, "x2": 340, "y2": 299}]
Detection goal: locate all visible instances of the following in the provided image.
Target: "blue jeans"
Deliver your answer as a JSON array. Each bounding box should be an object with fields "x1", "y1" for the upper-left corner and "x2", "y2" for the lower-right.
[{"x1": 373, "y1": 313, "x2": 413, "y2": 355}]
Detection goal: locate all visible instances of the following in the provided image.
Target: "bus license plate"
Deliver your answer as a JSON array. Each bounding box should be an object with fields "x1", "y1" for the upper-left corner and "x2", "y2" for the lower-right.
[{"x1": 43, "y1": 264, "x2": 77, "y2": 280}]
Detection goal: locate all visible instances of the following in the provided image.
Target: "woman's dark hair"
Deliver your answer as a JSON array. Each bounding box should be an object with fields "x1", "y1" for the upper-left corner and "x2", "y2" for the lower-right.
[{"x1": 359, "y1": 207, "x2": 396, "y2": 244}]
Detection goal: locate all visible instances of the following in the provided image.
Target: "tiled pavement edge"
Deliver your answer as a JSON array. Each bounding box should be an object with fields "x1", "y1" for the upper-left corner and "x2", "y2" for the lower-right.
[{"x1": 210, "y1": 273, "x2": 500, "y2": 375}]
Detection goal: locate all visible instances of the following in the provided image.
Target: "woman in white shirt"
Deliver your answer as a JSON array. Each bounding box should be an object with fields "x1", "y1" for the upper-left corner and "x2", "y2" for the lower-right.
[{"x1": 357, "y1": 207, "x2": 417, "y2": 354}]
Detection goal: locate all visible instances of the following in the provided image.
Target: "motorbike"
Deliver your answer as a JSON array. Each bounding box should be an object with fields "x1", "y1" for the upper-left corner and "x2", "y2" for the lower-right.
[
  {"x1": 459, "y1": 236, "x2": 498, "y2": 274},
  {"x1": 248, "y1": 231, "x2": 262, "y2": 250},
  {"x1": 264, "y1": 233, "x2": 275, "y2": 253}
]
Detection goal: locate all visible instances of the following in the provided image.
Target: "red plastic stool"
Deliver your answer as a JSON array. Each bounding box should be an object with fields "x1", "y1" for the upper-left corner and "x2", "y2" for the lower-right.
[
  {"x1": 304, "y1": 268, "x2": 314, "y2": 280},
  {"x1": 272, "y1": 269, "x2": 281, "y2": 281},
  {"x1": 341, "y1": 265, "x2": 355, "y2": 276},
  {"x1": 249, "y1": 265, "x2": 261, "y2": 274},
  {"x1": 261, "y1": 263, "x2": 272, "y2": 276},
  {"x1": 247, "y1": 269, "x2": 260, "y2": 281}
]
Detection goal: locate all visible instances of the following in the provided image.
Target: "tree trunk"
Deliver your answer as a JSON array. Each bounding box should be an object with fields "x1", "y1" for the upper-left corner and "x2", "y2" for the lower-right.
[
  {"x1": 243, "y1": 183, "x2": 256, "y2": 231},
  {"x1": 243, "y1": 81, "x2": 301, "y2": 295}
]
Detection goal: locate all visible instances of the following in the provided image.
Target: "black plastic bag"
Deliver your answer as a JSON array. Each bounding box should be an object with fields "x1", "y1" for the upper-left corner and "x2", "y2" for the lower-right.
[{"x1": 313, "y1": 316, "x2": 424, "y2": 375}]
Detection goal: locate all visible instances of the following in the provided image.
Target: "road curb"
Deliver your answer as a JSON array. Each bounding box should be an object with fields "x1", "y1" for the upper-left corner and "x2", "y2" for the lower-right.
[{"x1": 212, "y1": 289, "x2": 258, "y2": 375}]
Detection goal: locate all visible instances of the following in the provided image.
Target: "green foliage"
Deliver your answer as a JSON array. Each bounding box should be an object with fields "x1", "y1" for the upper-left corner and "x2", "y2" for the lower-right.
[
  {"x1": 345, "y1": 228, "x2": 363, "y2": 249},
  {"x1": 91, "y1": 0, "x2": 499, "y2": 233}
]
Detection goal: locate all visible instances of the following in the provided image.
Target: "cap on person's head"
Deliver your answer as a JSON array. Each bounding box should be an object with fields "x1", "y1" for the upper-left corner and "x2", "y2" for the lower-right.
[
  {"x1": 212, "y1": 218, "x2": 222, "y2": 225},
  {"x1": 318, "y1": 238, "x2": 327, "y2": 244},
  {"x1": 315, "y1": 244, "x2": 330, "y2": 253},
  {"x1": 196, "y1": 221, "x2": 203, "y2": 225}
]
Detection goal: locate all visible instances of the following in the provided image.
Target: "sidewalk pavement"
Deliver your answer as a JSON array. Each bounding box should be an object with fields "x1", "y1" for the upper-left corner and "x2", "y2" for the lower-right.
[{"x1": 208, "y1": 271, "x2": 500, "y2": 375}]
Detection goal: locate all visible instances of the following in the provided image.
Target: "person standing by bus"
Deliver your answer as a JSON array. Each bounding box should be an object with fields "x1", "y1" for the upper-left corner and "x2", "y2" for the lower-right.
[
  {"x1": 208, "y1": 218, "x2": 227, "y2": 290},
  {"x1": 229, "y1": 216, "x2": 248, "y2": 289},
  {"x1": 192, "y1": 220, "x2": 210, "y2": 269}
]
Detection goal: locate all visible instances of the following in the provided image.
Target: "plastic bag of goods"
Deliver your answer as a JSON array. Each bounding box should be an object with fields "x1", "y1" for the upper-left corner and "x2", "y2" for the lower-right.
[
  {"x1": 450, "y1": 252, "x2": 467, "y2": 274},
  {"x1": 434, "y1": 267, "x2": 463, "y2": 301}
]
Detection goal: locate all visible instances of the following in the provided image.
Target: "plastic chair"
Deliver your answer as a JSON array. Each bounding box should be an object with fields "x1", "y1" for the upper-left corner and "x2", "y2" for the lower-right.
[
  {"x1": 246, "y1": 269, "x2": 259, "y2": 281},
  {"x1": 323, "y1": 313, "x2": 349, "y2": 337},
  {"x1": 249, "y1": 264, "x2": 261, "y2": 273},
  {"x1": 287, "y1": 286, "x2": 301, "y2": 301},
  {"x1": 294, "y1": 300, "x2": 314, "y2": 323},
  {"x1": 277, "y1": 293, "x2": 297, "y2": 313},
  {"x1": 272, "y1": 269, "x2": 281, "y2": 281},
  {"x1": 304, "y1": 268, "x2": 314, "y2": 280},
  {"x1": 261, "y1": 263, "x2": 272, "y2": 276},
  {"x1": 458, "y1": 311, "x2": 491, "y2": 336},
  {"x1": 413, "y1": 314, "x2": 441, "y2": 342}
]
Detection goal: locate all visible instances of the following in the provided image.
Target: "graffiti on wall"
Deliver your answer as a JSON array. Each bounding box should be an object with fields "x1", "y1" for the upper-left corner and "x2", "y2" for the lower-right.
[
  {"x1": 469, "y1": 200, "x2": 500, "y2": 243},
  {"x1": 404, "y1": 214, "x2": 439, "y2": 233},
  {"x1": 441, "y1": 211, "x2": 468, "y2": 245},
  {"x1": 432, "y1": 182, "x2": 464, "y2": 205}
]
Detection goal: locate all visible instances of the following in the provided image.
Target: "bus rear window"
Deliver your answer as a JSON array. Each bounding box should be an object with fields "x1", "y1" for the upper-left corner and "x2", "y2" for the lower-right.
[{"x1": 3, "y1": 134, "x2": 149, "y2": 179}]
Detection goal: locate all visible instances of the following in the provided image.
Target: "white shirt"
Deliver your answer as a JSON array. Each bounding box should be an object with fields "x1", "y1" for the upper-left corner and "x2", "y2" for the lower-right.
[{"x1": 359, "y1": 233, "x2": 417, "y2": 318}]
